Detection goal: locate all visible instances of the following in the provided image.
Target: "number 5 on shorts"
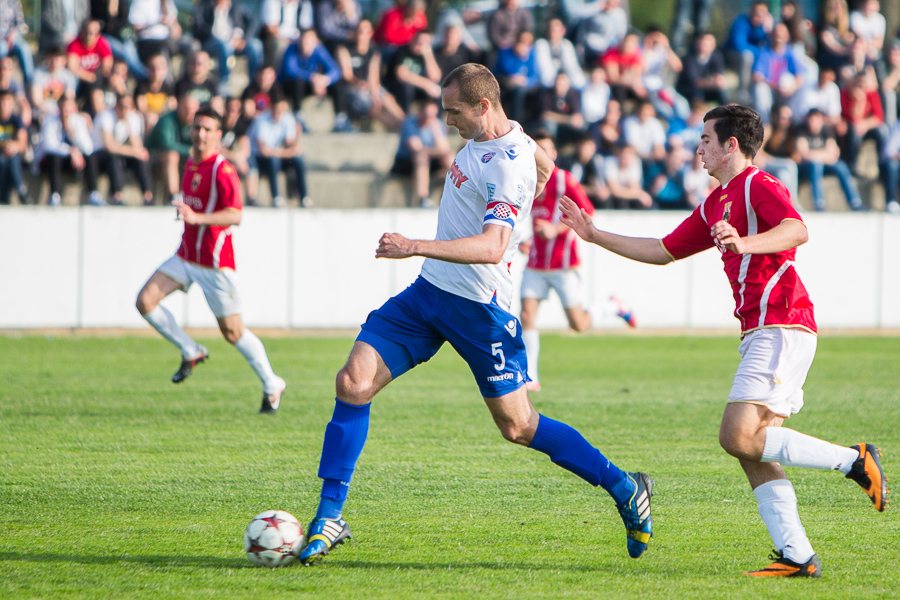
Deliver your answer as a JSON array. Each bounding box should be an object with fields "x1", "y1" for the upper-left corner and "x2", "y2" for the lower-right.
[{"x1": 491, "y1": 342, "x2": 506, "y2": 371}]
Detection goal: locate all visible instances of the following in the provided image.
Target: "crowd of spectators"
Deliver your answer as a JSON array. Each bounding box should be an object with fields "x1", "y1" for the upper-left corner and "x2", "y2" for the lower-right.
[{"x1": 0, "y1": 0, "x2": 899, "y2": 212}]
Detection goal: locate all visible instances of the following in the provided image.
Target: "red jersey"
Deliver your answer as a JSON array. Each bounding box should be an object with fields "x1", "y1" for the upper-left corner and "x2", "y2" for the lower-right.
[
  {"x1": 527, "y1": 167, "x2": 594, "y2": 270},
  {"x1": 176, "y1": 154, "x2": 243, "y2": 270},
  {"x1": 67, "y1": 37, "x2": 112, "y2": 73},
  {"x1": 661, "y1": 166, "x2": 816, "y2": 335}
]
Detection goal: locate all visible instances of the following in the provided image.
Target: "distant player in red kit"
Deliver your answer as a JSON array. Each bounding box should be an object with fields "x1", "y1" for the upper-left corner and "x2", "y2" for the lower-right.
[
  {"x1": 560, "y1": 104, "x2": 888, "y2": 578},
  {"x1": 519, "y1": 132, "x2": 635, "y2": 391},
  {"x1": 136, "y1": 103, "x2": 286, "y2": 414}
]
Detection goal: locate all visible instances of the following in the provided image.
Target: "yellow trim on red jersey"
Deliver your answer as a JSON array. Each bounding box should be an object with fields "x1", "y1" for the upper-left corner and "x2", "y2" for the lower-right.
[{"x1": 659, "y1": 239, "x2": 677, "y2": 263}]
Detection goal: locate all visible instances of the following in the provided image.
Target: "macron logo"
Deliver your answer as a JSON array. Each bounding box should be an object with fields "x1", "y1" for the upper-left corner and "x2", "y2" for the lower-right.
[
  {"x1": 449, "y1": 162, "x2": 469, "y2": 189},
  {"x1": 505, "y1": 148, "x2": 519, "y2": 160}
]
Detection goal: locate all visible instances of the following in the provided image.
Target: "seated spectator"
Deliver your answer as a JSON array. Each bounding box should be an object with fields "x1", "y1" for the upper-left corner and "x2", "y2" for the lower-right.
[
  {"x1": 0, "y1": 88, "x2": 27, "y2": 203},
  {"x1": 756, "y1": 103, "x2": 799, "y2": 200},
  {"x1": 31, "y1": 46, "x2": 77, "y2": 120},
  {"x1": 641, "y1": 26, "x2": 688, "y2": 121},
  {"x1": 92, "y1": 0, "x2": 148, "y2": 81},
  {"x1": 683, "y1": 150, "x2": 712, "y2": 207},
  {"x1": 849, "y1": 0, "x2": 885, "y2": 61},
  {"x1": 134, "y1": 53, "x2": 176, "y2": 134},
  {"x1": 129, "y1": 0, "x2": 187, "y2": 64},
  {"x1": 67, "y1": 19, "x2": 113, "y2": 99},
  {"x1": 581, "y1": 65, "x2": 611, "y2": 130},
  {"x1": 594, "y1": 97, "x2": 624, "y2": 156},
  {"x1": 260, "y1": 0, "x2": 314, "y2": 70},
  {"x1": 146, "y1": 93, "x2": 200, "y2": 203},
  {"x1": 246, "y1": 89, "x2": 309, "y2": 207},
  {"x1": 875, "y1": 41, "x2": 900, "y2": 126},
  {"x1": 220, "y1": 95, "x2": 252, "y2": 178},
  {"x1": 797, "y1": 67, "x2": 842, "y2": 127},
  {"x1": 880, "y1": 117, "x2": 900, "y2": 213},
  {"x1": 241, "y1": 65, "x2": 284, "y2": 115},
  {"x1": 390, "y1": 98, "x2": 452, "y2": 208},
  {"x1": 334, "y1": 19, "x2": 404, "y2": 132},
  {"x1": 752, "y1": 22, "x2": 805, "y2": 126},
  {"x1": 622, "y1": 99, "x2": 666, "y2": 173},
  {"x1": 92, "y1": 58, "x2": 131, "y2": 114},
  {"x1": 675, "y1": 31, "x2": 727, "y2": 106},
  {"x1": 795, "y1": 107, "x2": 865, "y2": 211},
  {"x1": 277, "y1": 28, "x2": 342, "y2": 115},
  {"x1": 39, "y1": 0, "x2": 88, "y2": 55},
  {"x1": 602, "y1": 31, "x2": 646, "y2": 104},
  {"x1": 316, "y1": 0, "x2": 361, "y2": 55},
  {"x1": 669, "y1": 0, "x2": 715, "y2": 56},
  {"x1": 841, "y1": 70, "x2": 887, "y2": 175},
  {"x1": 602, "y1": 143, "x2": 652, "y2": 208},
  {"x1": 433, "y1": 23, "x2": 481, "y2": 81},
  {"x1": 816, "y1": 0, "x2": 854, "y2": 72},
  {"x1": 647, "y1": 141, "x2": 690, "y2": 209},
  {"x1": 433, "y1": 6, "x2": 482, "y2": 58},
  {"x1": 725, "y1": 0, "x2": 772, "y2": 105},
  {"x1": 93, "y1": 93, "x2": 152, "y2": 205},
  {"x1": 193, "y1": 0, "x2": 264, "y2": 96},
  {"x1": 535, "y1": 18, "x2": 586, "y2": 91},
  {"x1": 34, "y1": 95, "x2": 98, "y2": 206},
  {"x1": 175, "y1": 50, "x2": 220, "y2": 107},
  {"x1": 536, "y1": 72, "x2": 585, "y2": 147},
  {"x1": 493, "y1": 30, "x2": 539, "y2": 125},
  {"x1": 0, "y1": 0, "x2": 35, "y2": 86},
  {"x1": 560, "y1": 132, "x2": 609, "y2": 208},
  {"x1": 374, "y1": 0, "x2": 427, "y2": 61},
  {"x1": 667, "y1": 98, "x2": 707, "y2": 151},
  {"x1": 0, "y1": 56, "x2": 31, "y2": 127},
  {"x1": 839, "y1": 36, "x2": 876, "y2": 87},
  {"x1": 383, "y1": 30, "x2": 442, "y2": 115},
  {"x1": 487, "y1": 0, "x2": 533, "y2": 53},
  {"x1": 574, "y1": 0, "x2": 624, "y2": 67}
]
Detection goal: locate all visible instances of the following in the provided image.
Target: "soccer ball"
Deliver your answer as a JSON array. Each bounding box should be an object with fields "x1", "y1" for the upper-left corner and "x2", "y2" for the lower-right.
[{"x1": 243, "y1": 510, "x2": 304, "y2": 567}]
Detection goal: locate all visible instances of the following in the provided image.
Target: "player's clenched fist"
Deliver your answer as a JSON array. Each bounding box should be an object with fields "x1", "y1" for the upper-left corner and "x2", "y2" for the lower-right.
[
  {"x1": 711, "y1": 220, "x2": 744, "y2": 254},
  {"x1": 376, "y1": 232, "x2": 415, "y2": 259}
]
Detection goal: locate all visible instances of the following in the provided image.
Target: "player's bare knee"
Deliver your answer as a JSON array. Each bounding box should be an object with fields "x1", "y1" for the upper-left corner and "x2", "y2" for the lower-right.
[
  {"x1": 496, "y1": 419, "x2": 532, "y2": 446},
  {"x1": 135, "y1": 291, "x2": 155, "y2": 315},
  {"x1": 719, "y1": 427, "x2": 757, "y2": 460},
  {"x1": 335, "y1": 368, "x2": 374, "y2": 404}
]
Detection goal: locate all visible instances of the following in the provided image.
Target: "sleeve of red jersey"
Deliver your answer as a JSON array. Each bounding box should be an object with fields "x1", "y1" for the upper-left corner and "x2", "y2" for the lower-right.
[
  {"x1": 565, "y1": 171, "x2": 594, "y2": 216},
  {"x1": 216, "y1": 161, "x2": 244, "y2": 212},
  {"x1": 660, "y1": 207, "x2": 715, "y2": 261},
  {"x1": 750, "y1": 172, "x2": 803, "y2": 228}
]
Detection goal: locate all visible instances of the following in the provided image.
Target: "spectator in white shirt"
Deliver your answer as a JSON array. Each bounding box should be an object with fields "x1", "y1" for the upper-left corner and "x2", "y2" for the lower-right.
[
  {"x1": 622, "y1": 100, "x2": 667, "y2": 167},
  {"x1": 535, "y1": 18, "x2": 586, "y2": 90},
  {"x1": 849, "y1": 0, "x2": 885, "y2": 60},
  {"x1": 35, "y1": 95, "x2": 98, "y2": 205},
  {"x1": 93, "y1": 93, "x2": 153, "y2": 205}
]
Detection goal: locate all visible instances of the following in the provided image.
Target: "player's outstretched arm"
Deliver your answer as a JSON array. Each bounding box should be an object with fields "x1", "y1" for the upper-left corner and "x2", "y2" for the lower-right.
[
  {"x1": 376, "y1": 224, "x2": 511, "y2": 264},
  {"x1": 712, "y1": 218, "x2": 807, "y2": 255},
  {"x1": 559, "y1": 196, "x2": 671, "y2": 265}
]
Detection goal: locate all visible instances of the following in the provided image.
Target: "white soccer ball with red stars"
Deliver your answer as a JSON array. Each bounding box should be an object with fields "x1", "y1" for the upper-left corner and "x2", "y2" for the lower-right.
[{"x1": 243, "y1": 510, "x2": 304, "y2": 567}]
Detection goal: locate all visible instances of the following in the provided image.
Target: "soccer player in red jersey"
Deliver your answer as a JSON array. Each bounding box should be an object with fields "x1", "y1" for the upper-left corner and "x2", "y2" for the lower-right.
[
  {"x1": 560, "y1": 104, "x2": 888, "y2": 578},
  {"x1": 135, "y1": 103, "x2": 286, "y2": 414},
  {"x1": 519, "y1": 132, "x2": 635, "y2": 391}
]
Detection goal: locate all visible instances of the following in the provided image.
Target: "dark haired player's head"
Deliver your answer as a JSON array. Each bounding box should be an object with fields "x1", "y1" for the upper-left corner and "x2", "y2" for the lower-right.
[
  {"x1": 530, "y1": 129, "x2": 554, "y2": 145},
  {"x1": 703, "y1": 104, "x2": 764, "y2": 159},
  {"x1": 442, "y1": 63, "x2": 501, "y2": 109},
  {"x1": 195, "y1": 103, "x2": 223, "y2": 130}
]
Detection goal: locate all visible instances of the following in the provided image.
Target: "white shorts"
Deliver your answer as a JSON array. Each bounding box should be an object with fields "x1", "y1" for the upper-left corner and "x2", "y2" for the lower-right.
[
  {"x1": 520, "y1": 268, "x2": 584, "y2": 309},
  {"x1": 728, "y1": 327, "x2": 817, "y2": 418},
  {"x1": 157, "y1": 255, "x2": 242, "y2": 318}
]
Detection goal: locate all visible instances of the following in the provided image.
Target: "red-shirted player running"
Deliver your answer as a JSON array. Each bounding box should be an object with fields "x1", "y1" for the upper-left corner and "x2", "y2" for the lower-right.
[
  {"x1": 519, "y1": 133, "x2": 635, "y2": 392},
  {"x1": 135, "y1": 103, "x2": 286, "y2": 414},
  {"x1": 559, "y1": 104, "x2": 888, "y2": 578}
]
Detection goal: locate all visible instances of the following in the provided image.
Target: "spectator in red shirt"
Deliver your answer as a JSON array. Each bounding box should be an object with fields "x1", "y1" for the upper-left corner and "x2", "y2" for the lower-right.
[
  {"x1": 66, "y1": 19, "x2": 112, "y2": 99},
  {"x1": 373, "y1": 0, "x2": 427, "y2": 61},
  {"x1": 602, "y1": 31, "x2": 646, "y2": 105},
  {"x1": 840, "y1": 71, "x2": 888, "y2": 175}
]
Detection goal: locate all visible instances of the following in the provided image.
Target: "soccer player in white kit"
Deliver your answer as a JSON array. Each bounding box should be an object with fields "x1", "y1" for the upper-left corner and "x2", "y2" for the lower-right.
[
  {"x1": 135, "y1": 103, "x2": 286, "y2": 414},
  {"x1": 560, "y1": 104, "x2": 888, "y2": 577},
  {"x1": 298, "y1": 64, "x2": 655, "y2": 565}
]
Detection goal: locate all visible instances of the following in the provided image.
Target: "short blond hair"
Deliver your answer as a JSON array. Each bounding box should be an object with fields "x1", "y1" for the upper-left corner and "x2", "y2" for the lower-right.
[{"x1": 442, "y1": 63, "x2": 501, "y2": 109}]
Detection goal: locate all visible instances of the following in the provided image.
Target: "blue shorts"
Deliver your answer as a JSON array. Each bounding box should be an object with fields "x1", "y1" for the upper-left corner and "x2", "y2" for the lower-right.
[{"x1": 357, "y1": 276, "x2": 529, "y2": 398}]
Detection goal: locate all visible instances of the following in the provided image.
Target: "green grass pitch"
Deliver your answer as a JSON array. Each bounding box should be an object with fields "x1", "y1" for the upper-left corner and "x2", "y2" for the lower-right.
[{"x1": 1, "y1": 333, "x2": 898, "y2": 599}]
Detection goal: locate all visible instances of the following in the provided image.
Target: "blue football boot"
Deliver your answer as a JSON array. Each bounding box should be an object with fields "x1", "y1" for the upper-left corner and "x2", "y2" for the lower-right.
[
  {"x1": 299, "y1": 517, "x2": 352, "y2": 565},
  {"x1": 615, "y1": 472, "x2": 654, "y2": 558}
]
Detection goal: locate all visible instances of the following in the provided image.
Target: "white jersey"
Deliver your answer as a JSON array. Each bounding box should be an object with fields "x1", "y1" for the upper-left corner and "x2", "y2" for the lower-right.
[{"x1": 420, "y1": 121, "x2": 537, "y2": 311}]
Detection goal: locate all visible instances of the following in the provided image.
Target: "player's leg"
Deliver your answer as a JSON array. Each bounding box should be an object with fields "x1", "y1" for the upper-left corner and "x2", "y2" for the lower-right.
[
  {"x1": 216, "y1": 313, "x2": 286, "y2": 412},
  {"x1": 136, "y1": 268, "x2": 206, "y2": 373},
  {"x1": 483, "y1": 387, "x2": 653, "y2": 558},
  {"x1": 520, "y1": 269, "x2": 549, "y2": 390}
]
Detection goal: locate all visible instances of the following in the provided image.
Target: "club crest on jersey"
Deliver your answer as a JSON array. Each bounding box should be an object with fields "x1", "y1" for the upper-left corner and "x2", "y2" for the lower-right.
[
  {"x1": 191, "y1": 173, "x2": 202, "y2": 191},
  {"x1": 449, "y1": 161, "x2": 469, "y2": 188},
  {"x1": 492, "y1": 203, "x2": 512, "y2": 220},
  {"x1": 481, "y1": 152, "x2": 495, "y2": 163},
  {"x1": 505, "y1": 148, "x2": 519, "y2": 160}
]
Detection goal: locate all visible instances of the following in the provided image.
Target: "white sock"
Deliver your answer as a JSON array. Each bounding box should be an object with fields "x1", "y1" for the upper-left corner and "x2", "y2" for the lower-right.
[
  {"x1": 143, "y1": 305, "x2": 200, "y2": 358},
  {"x1": 522, "y1": 329, "x2": 540, "y2": 383},
  {"x1": 754, "y1": 479, "x2": 815, "y2": 563},
  {"x1": 586, "y1": 299, "x2": 619, "y2": 325},
  {"x1": 762, "y1": 427, "x2": 859, "y2": 474},
  {"x1": 234, "y1": 330, "x2": 282, "y2": 393}
]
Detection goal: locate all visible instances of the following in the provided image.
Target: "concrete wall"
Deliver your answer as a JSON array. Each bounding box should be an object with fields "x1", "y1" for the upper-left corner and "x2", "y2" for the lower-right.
[{"x1": 2, "y1": 207, "x2": 899, "y2": 331}]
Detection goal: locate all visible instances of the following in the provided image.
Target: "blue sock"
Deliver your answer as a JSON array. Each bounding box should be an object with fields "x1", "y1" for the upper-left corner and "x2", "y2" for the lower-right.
[
  {"x1": 528, "y1": 414, "x2": 634, "y2": 504},
  {"x1": 314, "y1": 399, "x2": 371, "y2": 520}
]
